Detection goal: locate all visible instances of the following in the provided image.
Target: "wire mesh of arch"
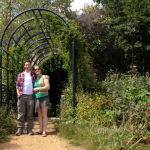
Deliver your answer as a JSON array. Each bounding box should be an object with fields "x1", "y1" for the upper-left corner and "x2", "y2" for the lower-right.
[{"x1": 0, "y1": 8, "x2": 76, "y2": 113}]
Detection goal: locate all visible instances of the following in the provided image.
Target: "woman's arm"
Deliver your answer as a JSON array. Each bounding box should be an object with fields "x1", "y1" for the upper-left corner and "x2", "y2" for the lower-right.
[
  {"x1": 33, "y1": 76, "x2": 50, "y2": 92},
  {"x1": 39, "y1": 78, "x2": 50, "y2": 91}
]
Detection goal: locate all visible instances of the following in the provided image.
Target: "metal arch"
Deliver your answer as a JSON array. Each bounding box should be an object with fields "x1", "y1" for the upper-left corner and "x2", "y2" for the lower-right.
[
  {"x1": 30, "y1": 42, "x2": 50, "y2": 54},
  {"x1": 0, "y1": 8, "x2": 75, "y2": 114},
  {"x1": 37, "y1": 53, "x2": 62, "y2": 66},
  {"x1": 0, "y1": 8, "x2": 70, "y2": 47},
  {"x1": 7, "y1": 18, "x2": 41, "y2": 50},
  {"x1": 36, "y1": 10, "x2": 54, "y2": 47},
  {"x1": 30, "y1": 46, "x2": 51, "y2": 62},
  {"x1": 1, "y1": 8, "x2": 69, "y2": 64},
  {"x1": 24, "y1": 32, "x2": 49, "y2": 44},
  {"x1": 37, "y1": 54, "x2": 51, "y2": 65},
  {"x1": 30, "y1": 46, "x2": 60, "y2": 63},
  {"x1": 27, "y1": 37, "x2": 51, "y2": 50},
  {"x1": 8, "y1": 22, "x2": 52, "y2": 53},
  {"x1": 38, "y1": 24, "x2": 52, "y2": 48},
  {"x1": 32, "y1": 51, "x2": 51, "y2": 66},
  {"x1": 15, "y1": 28, "x2": 50, "y2": 47},
  {"x1": 37, "y1": 10, "x2": 53, "y2": 43},
  {"x1": 14, "y1": 26, "x2": 35, "y2": 47}
]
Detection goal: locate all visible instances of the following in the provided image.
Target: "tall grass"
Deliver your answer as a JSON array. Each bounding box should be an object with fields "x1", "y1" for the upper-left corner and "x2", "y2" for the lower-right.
[{"x1": 54, "y1": 120, "x2": 150, "y2": 150}]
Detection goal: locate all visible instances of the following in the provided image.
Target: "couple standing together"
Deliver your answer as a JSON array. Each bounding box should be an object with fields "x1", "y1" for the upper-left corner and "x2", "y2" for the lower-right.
[{"x1": 16, "y1": 60, "x2": 50, "y2": 137}]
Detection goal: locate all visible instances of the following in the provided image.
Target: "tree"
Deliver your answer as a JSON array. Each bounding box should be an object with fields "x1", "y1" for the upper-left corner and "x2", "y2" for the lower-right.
[
  {"x1": 79, "y1": 2, "x2": 101, "y2": 15},
  {"x1": 92, "y1": 0, "x2": 150, "y2": 74},
  {"x1": 77, "y1": 3, "x2": 126, "y2": 80}
]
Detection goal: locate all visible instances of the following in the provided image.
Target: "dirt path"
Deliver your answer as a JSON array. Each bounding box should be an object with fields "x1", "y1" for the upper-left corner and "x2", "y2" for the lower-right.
[{"x1": 0, "y1": 118, "x2": 86, "y2": 150}]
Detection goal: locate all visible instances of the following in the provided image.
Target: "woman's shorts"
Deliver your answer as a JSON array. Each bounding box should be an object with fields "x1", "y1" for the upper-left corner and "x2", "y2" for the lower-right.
[{"x1": 35, "y1": 95, "x2": 50, "y2": 112}]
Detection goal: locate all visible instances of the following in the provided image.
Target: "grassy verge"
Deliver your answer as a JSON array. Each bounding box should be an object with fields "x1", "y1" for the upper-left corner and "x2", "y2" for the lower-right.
[
  {"x1": 53, "y1": 119, "x2": 150, "y2": 150},
  {"x1": 0, "y1": 106, "x2": 17, "y2": 143}
]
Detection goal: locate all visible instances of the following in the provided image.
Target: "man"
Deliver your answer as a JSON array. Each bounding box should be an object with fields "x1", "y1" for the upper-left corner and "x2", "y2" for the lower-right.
[{"x1": 16, "y1": 60, "x2": 48, "y2": 136}]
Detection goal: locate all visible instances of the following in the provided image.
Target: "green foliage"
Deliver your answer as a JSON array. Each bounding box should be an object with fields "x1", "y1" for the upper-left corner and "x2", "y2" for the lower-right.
[
  {"x1": 58, "y1": 67, "x2": 150, "y2": 149},
  {"x1": 103, "y1": 66, "x2": 150, "y2": 125},
  {"x1": 2, "y1": 42, "x2": 30, "y2": 88},
  {"x1": 56, "y1": 122, "x2": 76, "y2": 139},
  {"x1": 77, "y1": 6, "x2": 123, "y2": 80},
  {"x1": 76, "y1": 91, "x2": 113, "y2": 124},
  {"x1": 1, "y1": 42, "x2": 31, "y2": 104},
  {"x1": 85, "y1": 0, "x2": 150, "y2": 79},
  {"x1": 44, "y1": 14, "x2": 94, "y2": 88},
  {"x1": 47, "y1": 103, "x2": 54, "y2": 117},
  {"x1": 1, "y1": 4, "x2": 94, "y2": 125},
  {"x1": 60, "y1": 85, "x2": 113, "y2": 124},
  {"x1": 99, "y1": 0, "x2": 150, "y2": 73},
  {"x1": 9, "y1": 42, "x2": 30, "y2": 73},
  {"x1": 41, "y1": 54, "x2": 64, "y2": 73},
  {"x1": 79, "y1": 2, "x2": 101, "y2": 15},
  {"x1": 55, "y1": 120, "x2": 150, "y2": 150},
  {"x1": 0, "y1": 105, "x2": 17, "y2": 142},
  {"x1": 60, "y1": 85, "x2": 74, "y2": 118},
  {"x1": 0, "y1": 0, "x2": 94, "y2": 105}
]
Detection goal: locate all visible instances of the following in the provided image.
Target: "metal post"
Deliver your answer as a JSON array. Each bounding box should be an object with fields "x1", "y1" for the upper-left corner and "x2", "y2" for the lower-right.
[
  {"x1": 72, "y1": 38, "x2": 76, "y2": 115},
  {"x1": 0, "y1": 46, "x2": 2, "y2": 107},
  {"x1": 6, "y1": 54, "x2": 9, "y2": 114},
  {"x1": 12, "y1": 71, "x2": 15, "y2": 107}
]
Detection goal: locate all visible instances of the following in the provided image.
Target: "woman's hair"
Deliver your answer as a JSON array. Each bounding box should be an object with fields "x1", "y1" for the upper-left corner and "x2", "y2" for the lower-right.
[
  {"x1": 33, "y1": 65, "x2": 41, "y2": 70},
  {"x1": 23, "y1": 60, "x2": 31, "y2": 66}
]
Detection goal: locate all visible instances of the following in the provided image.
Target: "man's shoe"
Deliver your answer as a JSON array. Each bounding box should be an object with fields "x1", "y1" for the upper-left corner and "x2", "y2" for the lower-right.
[
  {"x1": 26, "y1": 127, "x2": 34, "y2": 136},
  {"x1": 16, "y1": 129, "x2": 23, "y2": 136}
]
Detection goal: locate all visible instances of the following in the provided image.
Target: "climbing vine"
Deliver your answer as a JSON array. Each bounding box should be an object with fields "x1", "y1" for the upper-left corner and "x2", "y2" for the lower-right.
[{"x1": 43, "y1": 14, "x2": 94, "y2": 89}]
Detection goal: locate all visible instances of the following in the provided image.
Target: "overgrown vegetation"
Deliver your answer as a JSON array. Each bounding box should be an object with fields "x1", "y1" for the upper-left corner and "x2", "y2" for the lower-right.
[
  {"x1": 54, "y1": 120, "x2": 150, "y2": 150},
  {"x1": 0, "y1": 105, "x2": 17, "y2": 143},
  {"x1": 55, "y1": 67, "x2": 150, "y2": 150}
]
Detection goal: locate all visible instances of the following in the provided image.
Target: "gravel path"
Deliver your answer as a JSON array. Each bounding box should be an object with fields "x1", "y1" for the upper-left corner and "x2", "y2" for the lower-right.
[{"x1": 0, "y1": 117, "x2": 86, "y2": 150}]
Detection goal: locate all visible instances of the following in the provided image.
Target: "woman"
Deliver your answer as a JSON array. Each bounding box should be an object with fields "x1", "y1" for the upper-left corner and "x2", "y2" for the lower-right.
[{"x1": 33, "y1": 65, "x2": 50, "y2": 137}]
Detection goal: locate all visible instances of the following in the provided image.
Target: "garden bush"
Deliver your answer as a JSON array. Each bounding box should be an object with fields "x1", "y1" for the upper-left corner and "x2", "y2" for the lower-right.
[
  {"x1": 102, "y1": 66, "x2": 150, "y2": 126},
  {"x1": 60, "y1": 84, "x2": 113, "y2": 124},
  {"x1": 76, "y1": 91, "x2": 113, "y2": 124}
]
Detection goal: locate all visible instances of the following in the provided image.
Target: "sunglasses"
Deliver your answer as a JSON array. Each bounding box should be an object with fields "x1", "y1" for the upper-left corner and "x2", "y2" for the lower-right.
[{"x1": 34, "y1": 68, "x2": 41, "y2": 71}]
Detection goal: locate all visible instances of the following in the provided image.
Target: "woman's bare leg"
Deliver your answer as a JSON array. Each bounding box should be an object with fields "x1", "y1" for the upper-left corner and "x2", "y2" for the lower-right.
[
  {"x1": 41, "y1": 106, "x2": 48, "y2": 134},
  {"x1": 37, "y1": 109, "x2": 43, "y2": 133}
]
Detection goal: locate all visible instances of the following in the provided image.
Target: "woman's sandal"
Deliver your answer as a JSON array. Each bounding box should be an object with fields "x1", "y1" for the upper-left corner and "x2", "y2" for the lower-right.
[{"x1": 42, "y1": 133, "x2": 47, "y2": 137}]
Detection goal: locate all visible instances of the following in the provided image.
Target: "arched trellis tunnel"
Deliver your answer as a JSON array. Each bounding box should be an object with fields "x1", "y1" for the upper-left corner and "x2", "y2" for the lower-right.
[{"x1": 0, "y1": 8, "x2": 76, "y2": 113}]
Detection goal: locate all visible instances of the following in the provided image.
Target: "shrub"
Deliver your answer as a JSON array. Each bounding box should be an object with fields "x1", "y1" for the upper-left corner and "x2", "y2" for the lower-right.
[
  {"x1": 60, "y1": 85, "x2": 113, "y2": 124},
  {"x1": 76, "y1": 91, "x2": 113, "y2": 124},
  {"x1": 103, "y1": 66, "x2": 150, "y2": 125}
]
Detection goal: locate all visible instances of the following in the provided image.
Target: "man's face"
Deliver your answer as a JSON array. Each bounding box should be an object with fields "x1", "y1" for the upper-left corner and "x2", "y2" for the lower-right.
[{"x1": 24, "y1": 62, "x2": 31, "y2": 71}]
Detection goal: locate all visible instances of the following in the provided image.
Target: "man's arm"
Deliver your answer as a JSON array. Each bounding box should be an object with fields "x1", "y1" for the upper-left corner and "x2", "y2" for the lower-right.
[
  {"x1": 16, "y1": 74, "x2": 20, "y2": 96},
  {"x1": 16, "y1": 88, "x2": 19, "y2": 96}
]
